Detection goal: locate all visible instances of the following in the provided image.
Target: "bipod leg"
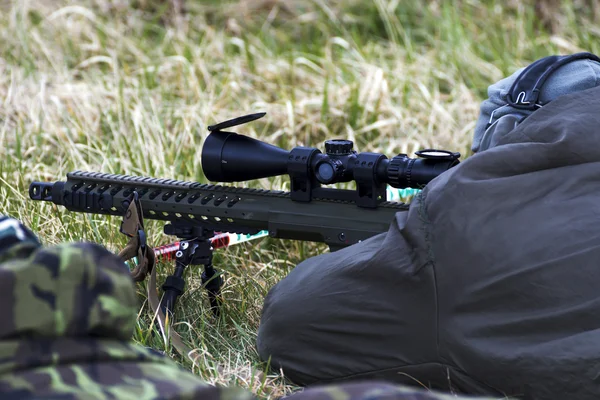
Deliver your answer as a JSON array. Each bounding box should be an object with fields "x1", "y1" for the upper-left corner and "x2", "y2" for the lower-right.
[
  {"x1": 160, "y1": 241, "x2": 191, "y2": 317},
  {"x1": 201, "y1": 262, "x2": 223, "y2": 317},
  {"x1": 159, "y1": 235, "x2": 223, "y2": 317}
]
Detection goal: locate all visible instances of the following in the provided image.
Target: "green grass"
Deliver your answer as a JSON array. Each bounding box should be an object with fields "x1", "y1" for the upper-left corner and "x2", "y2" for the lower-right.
[{"x1": 1, "y1": 0, "x2": 599, "y2": 398}]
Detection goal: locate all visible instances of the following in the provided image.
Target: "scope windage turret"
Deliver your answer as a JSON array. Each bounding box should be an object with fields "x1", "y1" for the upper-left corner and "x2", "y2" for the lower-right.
[{"x1": 201, "y1": 113, "x2": 461, "y2": 207}]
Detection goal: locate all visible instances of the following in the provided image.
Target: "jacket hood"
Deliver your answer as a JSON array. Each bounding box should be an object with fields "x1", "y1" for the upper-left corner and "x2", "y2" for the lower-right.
[
  {"x1": 472, "y1": 57, "x2": 600, "y2": 153},
  {"x1": 462, "y1": 85, "x2": 600, "y2": 181}
]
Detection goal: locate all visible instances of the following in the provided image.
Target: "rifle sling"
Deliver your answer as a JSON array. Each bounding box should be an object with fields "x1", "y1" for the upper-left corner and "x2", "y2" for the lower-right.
[
  {"x1": 117, "y1": 195, "x2": 200, "y2": 366},
  {"x1": 117, "y1": 193, "x2": 153, "y2": 282}
]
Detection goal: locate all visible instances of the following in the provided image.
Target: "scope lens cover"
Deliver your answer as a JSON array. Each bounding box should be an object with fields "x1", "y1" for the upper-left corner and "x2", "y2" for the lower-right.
[
  {"x1": 415, "y1": 149, "x2": 460, "y2": 161},
  {"x1": 207, "y1": 112, "x2": 266, "y2": 132}
]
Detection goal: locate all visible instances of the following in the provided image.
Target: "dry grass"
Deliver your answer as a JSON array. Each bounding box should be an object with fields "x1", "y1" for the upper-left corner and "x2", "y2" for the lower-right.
[{"x1": 1, "y1": 0, "x2": 598, "y2": 398}]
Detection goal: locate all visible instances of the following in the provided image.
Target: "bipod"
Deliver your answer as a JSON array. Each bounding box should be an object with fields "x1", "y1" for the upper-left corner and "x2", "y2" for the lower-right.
[{"x1": 160, "y1": 222, "x2": 224, "y2": 318}]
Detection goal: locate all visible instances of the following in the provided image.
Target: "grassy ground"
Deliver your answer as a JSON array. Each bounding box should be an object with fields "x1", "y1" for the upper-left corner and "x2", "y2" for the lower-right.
[{"x1": 1, "y1": 0, "x2": 599, "y2": 398}]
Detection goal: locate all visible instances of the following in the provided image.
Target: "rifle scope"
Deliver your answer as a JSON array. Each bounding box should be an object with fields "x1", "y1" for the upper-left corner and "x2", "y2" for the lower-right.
[{"x1": 201, "y1": 113, "x2": 461, "y2": 190}]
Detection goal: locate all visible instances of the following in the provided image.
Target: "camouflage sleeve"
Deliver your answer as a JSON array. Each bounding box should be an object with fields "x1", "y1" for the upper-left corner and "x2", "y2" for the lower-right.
[{"x1": 0, "y1": 216, "x2": 254, "y2": 400}]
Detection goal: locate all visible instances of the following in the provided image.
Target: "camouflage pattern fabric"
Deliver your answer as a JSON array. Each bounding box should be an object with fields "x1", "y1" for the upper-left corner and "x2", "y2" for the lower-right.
[
  {"x1": 0, "y1": 216, "x2": 503, "y2": 400},
  {"x1": 0, "y1": 216, "x2": 41, "y2": 263},
  {"x1": 0, "y1": 219, "x2": 252, "y2": 400}
]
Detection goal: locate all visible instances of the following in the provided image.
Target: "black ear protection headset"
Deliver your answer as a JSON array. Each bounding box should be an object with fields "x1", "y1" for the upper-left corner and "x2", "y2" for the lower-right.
[{"x1": 485, "y1": 52, "x2": 600, "y2": 130}]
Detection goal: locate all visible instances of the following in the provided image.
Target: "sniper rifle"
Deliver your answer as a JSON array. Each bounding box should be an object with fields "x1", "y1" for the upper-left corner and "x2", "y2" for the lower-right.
[{"x1": 28, "y1": 112, "x2": 461, "y2": 318}]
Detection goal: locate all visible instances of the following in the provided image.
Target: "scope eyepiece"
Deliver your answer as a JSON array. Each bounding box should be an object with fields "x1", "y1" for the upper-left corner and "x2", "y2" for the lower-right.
[{"x1": 386, "y1": 149, "x2": 460, "y2": 188}]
